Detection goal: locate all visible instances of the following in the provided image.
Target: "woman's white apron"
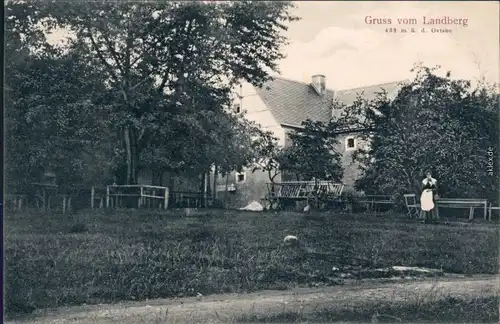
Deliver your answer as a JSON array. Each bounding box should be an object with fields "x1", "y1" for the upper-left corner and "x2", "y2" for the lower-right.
[{"x1": 420, "y1": 189, "x2": 434, "y2": 211}]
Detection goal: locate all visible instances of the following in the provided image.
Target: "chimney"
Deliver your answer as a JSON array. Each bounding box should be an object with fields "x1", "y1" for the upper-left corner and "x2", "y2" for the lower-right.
[{"x1": 311, "y1": 74, "x2": 326, "y2": 95}]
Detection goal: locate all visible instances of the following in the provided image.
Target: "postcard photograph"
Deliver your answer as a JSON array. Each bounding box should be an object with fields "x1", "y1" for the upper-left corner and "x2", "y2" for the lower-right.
[{"x1": 4, "y1": 1, "x2": 500, "y2": 323}]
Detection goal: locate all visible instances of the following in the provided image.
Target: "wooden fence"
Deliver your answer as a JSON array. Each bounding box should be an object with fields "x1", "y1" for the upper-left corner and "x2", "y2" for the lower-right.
[
  {"x1": 96, "y1": 187, "x2": 222, "y2": 209},
  {"x1": 5, "y1": 191, "x2": 91, "y2": 213},
  {"x1": 6, "y1": 185, "x2": 226, "y2": 212},
  {"x1": 169, "y1": 191, "x2": 220, "y2": 208},
  {"x1": 102, "y1": 185, "x2": 169, "y2": 209}
]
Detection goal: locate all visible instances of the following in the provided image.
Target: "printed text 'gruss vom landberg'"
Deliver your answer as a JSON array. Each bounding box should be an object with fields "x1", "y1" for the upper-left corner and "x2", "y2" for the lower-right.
[{"x1": 364, "y1": 16, "x2": 468, "y2": 27}]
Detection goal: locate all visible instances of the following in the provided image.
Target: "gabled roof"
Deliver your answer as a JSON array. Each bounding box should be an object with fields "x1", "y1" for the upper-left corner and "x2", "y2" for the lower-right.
[
  {"x1": 255, "y1": 76, "x2": 403, "y2": 127},
  {"x1": 255, "y1": 77, "x2": 334, "y2": 126}
]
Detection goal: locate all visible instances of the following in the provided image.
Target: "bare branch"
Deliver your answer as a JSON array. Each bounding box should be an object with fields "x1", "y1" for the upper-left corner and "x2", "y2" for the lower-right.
[
  {"x1": 86, "y1": 27, "x2": 120, "y2": 86},
  {"x1": 130, "y1": 76, "x2": 152, "y2": 91},
  {"x1": 101, "y1": 32, "x2": 125, "y2": 76}
]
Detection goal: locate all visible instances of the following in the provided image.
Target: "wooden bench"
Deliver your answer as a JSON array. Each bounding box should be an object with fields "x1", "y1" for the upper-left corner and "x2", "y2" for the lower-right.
[
  {"x1": 436, "y1": 198, "x2": 487, "y2": 220},
  {"x1": 489, "y1": 203, "x2": 499, "y2": 221},
  {"x1": 359, "y1": 195, "x2": 394, "y2": 212}
]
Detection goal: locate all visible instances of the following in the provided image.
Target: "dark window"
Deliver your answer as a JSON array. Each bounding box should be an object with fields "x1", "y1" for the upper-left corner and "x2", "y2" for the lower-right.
[
  {"x1": 234, "y1": 104, "x2": 241, "y2": 113},
  {"x1": 347, "y1": 138, "x2": 355, "y2": 148},
  {"x1": 237, "y1": 173, "x2": 245, "y2": 182}
]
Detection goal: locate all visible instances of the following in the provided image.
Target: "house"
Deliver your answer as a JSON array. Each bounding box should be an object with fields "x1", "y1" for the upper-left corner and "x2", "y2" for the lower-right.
[{"x1": 216, "y1": 74, "x2": 403, "y2": 208}]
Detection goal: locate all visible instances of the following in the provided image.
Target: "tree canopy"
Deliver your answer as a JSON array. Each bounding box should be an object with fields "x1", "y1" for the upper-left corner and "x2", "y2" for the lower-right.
[
  {"x1": 5, "y1": 3, "x2": 115, "y2": 192},
  {"x1": 337, "y1": 65, "x2": 499, "y2": 201},
  {"x1": 31, "y1": 0, "x2": 298, "y2": 184},
  {"x1": 5, "y1": 0, "x2": 299, "y2": 191},
  {"x1": 280, "y1": 120, "x2": 344, "y2": 181}
]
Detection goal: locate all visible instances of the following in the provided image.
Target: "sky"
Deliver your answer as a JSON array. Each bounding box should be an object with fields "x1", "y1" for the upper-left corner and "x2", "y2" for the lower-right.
[
  {"x1": 44, "y1": 1, "x2": 499, "y2": 91},
  {"x1": 280, "y1": 1, "x2": 499, "y2": 90}
]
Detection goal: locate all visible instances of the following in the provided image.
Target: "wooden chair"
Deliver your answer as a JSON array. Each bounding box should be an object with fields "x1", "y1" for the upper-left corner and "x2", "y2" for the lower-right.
[{"x1": 404, "y1": 194, "x2": 421, "y2": 218}]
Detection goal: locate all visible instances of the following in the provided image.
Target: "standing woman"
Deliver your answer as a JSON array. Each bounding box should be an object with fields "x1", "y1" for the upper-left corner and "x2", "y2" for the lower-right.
[{"x1": 421, "y1": 171, "x2": 439, "y2": 223}]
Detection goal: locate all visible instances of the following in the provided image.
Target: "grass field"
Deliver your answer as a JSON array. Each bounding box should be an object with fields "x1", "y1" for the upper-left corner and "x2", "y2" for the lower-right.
[
  {"x1": 237, "y1": 296, "x2": 499, "y2": 323},
  {"x1": 5, "y1": 208, "x2": 499, "y2": 316}
]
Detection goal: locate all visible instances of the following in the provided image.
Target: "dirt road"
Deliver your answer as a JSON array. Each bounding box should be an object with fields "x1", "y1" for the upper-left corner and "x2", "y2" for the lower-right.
[{"x1": 7, "y1": 275, "x2": 499, "y2": 324}]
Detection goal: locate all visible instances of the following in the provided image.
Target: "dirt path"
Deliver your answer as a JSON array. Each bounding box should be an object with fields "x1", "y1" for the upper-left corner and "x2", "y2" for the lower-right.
[{"x1": 7, "y1": 275, "x2": 499, "y2": 324}]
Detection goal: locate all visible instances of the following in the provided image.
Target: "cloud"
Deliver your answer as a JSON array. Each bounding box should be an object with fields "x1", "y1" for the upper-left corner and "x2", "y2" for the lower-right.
[
  {"x1": 280, "y1": 2, "x2": 498, "y2": 89},
  {"x1": 280, "y1": 26, "x2": 491, "y2": 89}
]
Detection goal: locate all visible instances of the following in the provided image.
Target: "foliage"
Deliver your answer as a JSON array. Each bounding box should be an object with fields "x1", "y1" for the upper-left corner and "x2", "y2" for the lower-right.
[
  {"x1": 142, "y1": 108, "x2": 265, "y2": 179},
  {"x1": 280, "y1": 120, "x2": 344, "y2": 181},
  {"x1": 31, "y1": 0, "x2": 299, "y2": 184},
  {"x1": 250, "y1": 129, "x2": 283, "y2": 182},
  {"x1": 5, "y1": 2, "x2": 114, "y2": 192},
  {"x1": 336, "y1": 64, "x2": 499, "y2": 201}
]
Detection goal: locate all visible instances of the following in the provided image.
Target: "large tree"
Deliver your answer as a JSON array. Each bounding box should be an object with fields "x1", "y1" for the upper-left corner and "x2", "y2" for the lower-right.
[
  {"x1": 337, "y1": 65, "x2": 499, "y2": 201},
  {"x1": 5, "y1": 1, "x2": 113, "y2": 193},
  {"x1": 34, "y1": 0, "x2": 298, "y2": 184}
]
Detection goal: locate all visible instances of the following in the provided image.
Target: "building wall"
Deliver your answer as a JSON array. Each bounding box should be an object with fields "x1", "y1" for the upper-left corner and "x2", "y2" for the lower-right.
[
  {"x1": 238, "y1": 82, "x2": 286, "y2": 146},
  {"x1": 213, "y1": 82, "x2": 286, "y2": 209},
  {"x1": 215, "y1": 169, "x2": 282, "y2": 209},
  {"x1": 334, "y1": 133, "x2": 368, "y2": 192}
]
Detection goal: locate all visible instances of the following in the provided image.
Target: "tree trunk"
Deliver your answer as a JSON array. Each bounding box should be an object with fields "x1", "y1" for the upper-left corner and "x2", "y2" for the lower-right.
[
  {"x1": 123, "y1": 126, "x2": 138, "y2": 185},
  {"x1": 124, "y1": 127, "x2": 132, "y2": 184},
  {"x1": 159, "y1": 169, "x2": 165, "y2": 187},
  {"x1": 130, "y1": 127, "x2": 139, "y2": 184},
  {"x1": 206, "y1": 170, "x2": 212, "y2": 198},
  {"x1": 168, "y1": 172, "x2": 175, "y2": 192},
  {"x1": 224, "y1": 172, "x2": 230, "y2": 208},
  {"x1": 152, "y1": 168, "x2": 164, "y2": 186},
  {"x1": 213, "y1": 166, "x2": 218, "y2": 199},
  {"x1": 199, "y1": 172, "x2": 206, "y2": 208}
]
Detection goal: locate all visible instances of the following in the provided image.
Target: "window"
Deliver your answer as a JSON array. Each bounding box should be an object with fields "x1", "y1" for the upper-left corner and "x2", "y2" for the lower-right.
[
  {"x1": 236, "y1": 172, "x2": 246, "y2": 183},
  {"x1": 345, "y1": 136, "x2": 357, "y2": 151},
  {"x1": 233, "y1": 103, "x2": 241, "y2": 113}
]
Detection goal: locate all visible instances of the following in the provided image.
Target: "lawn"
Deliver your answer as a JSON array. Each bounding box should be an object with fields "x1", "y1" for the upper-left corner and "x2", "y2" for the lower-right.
[
  {"x1": 5, "y1": 208, "x2": 499, "y2": 316},
  {"x1": 237, "y1": 296, "x2": 499, "y2": 323}
]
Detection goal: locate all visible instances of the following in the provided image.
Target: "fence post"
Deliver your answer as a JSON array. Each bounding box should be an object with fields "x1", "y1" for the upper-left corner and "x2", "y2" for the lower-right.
[
  {"x1": 164, "y1": 187, "x2": 169, "y2": 210},
  {"x1": 139, "y1": 185, "x2": 143, "y2": 209},
  {"x1": 106, "y1": 186, "x2": 110, "y2": 208},
  {"x1": 68, "y1": 197, "x2": 72, "y2": 211},
  {"x1": 62, "y1": 195, "x2": 66, "y2": 214},
  {"x1": 91, "y1": 186, "x2": 95, "y2": 209},
  {"x1": 42, "y1": 189, "x2": 46, "y2": 212},
  {"x1": 46, "y1": 191, "x2": 50, "y2": 211}
]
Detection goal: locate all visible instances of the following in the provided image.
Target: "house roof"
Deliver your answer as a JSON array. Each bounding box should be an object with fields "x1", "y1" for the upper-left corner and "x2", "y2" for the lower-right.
[{"x1": 255, "y1": 76, "x2": 403, "y2": 127}]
